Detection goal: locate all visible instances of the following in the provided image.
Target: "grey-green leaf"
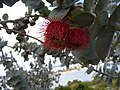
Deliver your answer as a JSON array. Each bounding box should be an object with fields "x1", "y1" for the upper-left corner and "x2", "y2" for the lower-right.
[
  {"x1": 3, "y1": 0, "x2": 19, "y2": 7},
  {"x1": 72, "y1": 39, "x2": 99, "y2": 65},
  {"x1": 46, "y1": 0, "x2": 55, "y2": 5},
  {"x1": 0, "y1": 40, "x2": 8, "y2": 49},
  {"x1": 96, "y1": 28, "x2": 114, "y2": 61},
  {"x1": 107, "y1": 77, "x2": 112, "y2": 88},
  {"x1": 48, "y1": 60, "x2": 52, "y2": 70},
  {"x1": 86, "y1": 66, "x2": 94, "y2": 74},
  {"x1": 62, "y1": 0, "x2": 74, "y2": 9},
  {"x1": 25, "y1": 0, "x2": 45, "y2": 12},
  {"x1": 8, "y1": 77, "x2": 20, "y2": 86},
  {"x1": 34, "y1": 1, "x2": 45, "y2": 12},
  {"x1": 60, "y1": 57, "x2": 66, "y2": 66},
  {"x1": 95, "y1": 0, "x2": 109, "y2": 15},
  {"x1": 103, "y1": 61, "x2": 108, "y2": 73},
  {"x1": 108, "y1": 4, "x2": 120, "y2": 27},
  {"x1": 110, "y1": 63, "x2": 117, "y2": 75},
  {"x1": 70, "y1": 12, "x2": 95, "y2": 27},
  {"x1": 90, "y1": 11, "x2": 108, "y2": 38},
  {"x1": 21, "y1": 0, "x2": 28, "y2": 3},
  {"x1": 48, "y1": 7, "x2": 70, "y2": 21},
  {"x1": 2, "y1": 13, "x2": 9, "y2": 20},
  {"x1": 83, "y1": 0, "x2": 95, "y2": 13}
]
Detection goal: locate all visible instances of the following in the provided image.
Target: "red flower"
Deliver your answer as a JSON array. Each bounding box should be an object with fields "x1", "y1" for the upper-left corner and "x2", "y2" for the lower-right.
[
  {"x1": 38, "y1": 20, "x2": 90, "y2": 51},
  {"x1": 44, "y1": 21, "x2": 69, "y2": 51},
  {"x1": 66, "y1": 28, "x2": 90, "y2": 50}
]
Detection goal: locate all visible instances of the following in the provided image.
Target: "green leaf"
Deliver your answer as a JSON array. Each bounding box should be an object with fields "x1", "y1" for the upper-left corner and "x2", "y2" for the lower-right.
[
  {"x1": 3, "y1": 0, "x2": 19, "y2": 7},
  {"x1": 96, "y1": 28, "x2": 114, "y2": 61},
  {"x1": 86, "y1": 66, "x2": 94, "y2": 74},
  {"x1": 48, "y1": 7, "x2": 70, "y2": 21},
  {"x1": 95, "y1": 0, "x2": 109, "y2": 15},
  {"x1": 108, "y1": 4, "x2": 120, "y2": 27},
  {"x1": 70, "y1": 12, "x2": 95, "y2": 27},
  {"x1": 83, "y1": 0, "x2": 95, "y2": 13},
  {"x1": 89, "y1": 11, "x2": 108, "y2": 38},
  {"x1": 2, "y1": 13, "x2": 9, "y2": 20},
  {"x1": 72, "y1": 39, "x2": 99, "y2": 65}
]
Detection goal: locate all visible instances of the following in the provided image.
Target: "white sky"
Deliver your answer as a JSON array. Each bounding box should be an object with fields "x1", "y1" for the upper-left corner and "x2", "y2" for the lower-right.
[{"x1": 0, "y1": 1, "x2": 27, "y2": 19}]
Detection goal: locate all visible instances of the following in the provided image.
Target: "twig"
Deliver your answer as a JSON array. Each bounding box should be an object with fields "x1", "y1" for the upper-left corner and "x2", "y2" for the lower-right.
[
  {"x1": 10, "y1": 52, "x2": 20, "y2": 68},
  {"x1": 0, "y1": 14, "x2": 41, "y2": 24},
  {"x1": 0, "y1": 26, "x2": 43, "y2": 43},
  {"x1": 26, "y1": 34, "x2": 43, "y2": 43},
  {"x1": 93, "y1": 69, "x2": 118, "y2": 78},
  {"x1": 6, "y1": 45, "x2": 14, "y2": 49}
]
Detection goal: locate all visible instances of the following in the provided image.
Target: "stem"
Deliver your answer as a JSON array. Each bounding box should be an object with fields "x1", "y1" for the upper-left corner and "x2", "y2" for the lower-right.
[
  {"x1": 6, "y1": 45, "x2": 14, "y2": 49},
  {"x1": 0, "y1": 26, "x2": 44, "y2": 43},
  {"x1": 10, "y1": 52, "x2": 20, "y2": 68},
  {"x1": 0, "y1": 15, "x2": 41, "y2": 24},
  {"x1": 26, "y1": 34, "x2": 43, "y2": 43},
  {"x1": 93, "y1": 69, "x2": 118, "y2": 78}
]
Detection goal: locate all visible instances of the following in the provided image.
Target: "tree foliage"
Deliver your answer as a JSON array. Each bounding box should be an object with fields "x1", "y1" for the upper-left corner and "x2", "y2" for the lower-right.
[{"x1": 0, "y1": 0, "x2": 120, "y2": 90}]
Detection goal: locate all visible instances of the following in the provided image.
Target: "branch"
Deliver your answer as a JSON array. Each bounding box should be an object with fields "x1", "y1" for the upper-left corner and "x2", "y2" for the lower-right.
[
  {"x1": 26, "y1": 34, "x2": 43, "y2": 43},
  {"x1": 0, "y1": 26, "x2": 43, "y2": 43},
  {"x1": 0, "y1": 14, "x2": 41, "y2": 24},
  {"x1": 93, "y1": 68, "x2": 118, "y2": 78}
]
